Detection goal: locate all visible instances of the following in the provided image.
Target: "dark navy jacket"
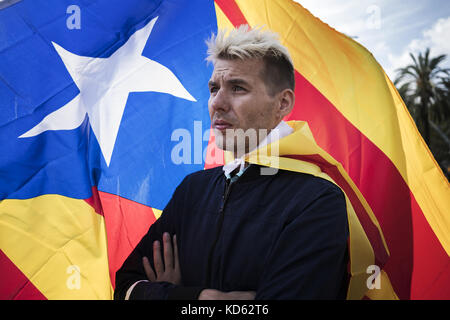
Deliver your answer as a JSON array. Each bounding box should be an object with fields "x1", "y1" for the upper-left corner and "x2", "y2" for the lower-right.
[{"x1": 114, "y1": 164, "x2": 349, "y2": 300}]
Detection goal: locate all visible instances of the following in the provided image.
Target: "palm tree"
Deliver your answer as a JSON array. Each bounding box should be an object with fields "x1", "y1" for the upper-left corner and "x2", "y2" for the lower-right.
[
  {"x1": 431, "y1": 76, "x2": 450, "y2": 160},
  {"x1": 395, "y1": 81, "x2": 416, "y2": 118},
  {"x1": 433, "y1": 77, "x2": 450, "y2": 124},
  {"x1": 395, "y1": 48, "x2": 449, "y2": 145}
]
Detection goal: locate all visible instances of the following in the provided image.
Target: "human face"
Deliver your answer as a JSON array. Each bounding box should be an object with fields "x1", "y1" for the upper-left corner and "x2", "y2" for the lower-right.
[{"x1": 208, "y1": 58, "x2": 281, "y2": 157}]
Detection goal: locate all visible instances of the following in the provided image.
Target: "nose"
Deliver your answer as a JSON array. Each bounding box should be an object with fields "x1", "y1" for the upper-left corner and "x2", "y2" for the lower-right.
[{"x1": 209, "y1": 88, "x2": 230, "y2": 114}]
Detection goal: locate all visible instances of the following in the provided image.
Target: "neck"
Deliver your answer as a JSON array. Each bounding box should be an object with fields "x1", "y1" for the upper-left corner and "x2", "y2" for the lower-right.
[{"x1": 232, "y1": 125, "x2": 279, "y2": 159}]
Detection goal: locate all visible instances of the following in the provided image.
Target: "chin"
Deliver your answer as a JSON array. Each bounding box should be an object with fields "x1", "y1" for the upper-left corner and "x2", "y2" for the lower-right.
[
  {"x1": 213, "y1": 132, "x2": 234, "y2": 153},
  {"x1": 212, "y1": 131, "x2": 225, "y2": 150}
]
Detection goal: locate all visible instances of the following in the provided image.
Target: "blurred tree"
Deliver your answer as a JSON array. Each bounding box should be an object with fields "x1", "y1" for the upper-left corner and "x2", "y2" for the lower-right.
[
  {"x1": 431, "y1": 77, "x2": 450, "y2": 178},
  {"x1": 395, "y1": 48, "x2": 449, "y2": 145},
  {"x1": 395, "y1": 49, "x2": 450, "y2": 179}
]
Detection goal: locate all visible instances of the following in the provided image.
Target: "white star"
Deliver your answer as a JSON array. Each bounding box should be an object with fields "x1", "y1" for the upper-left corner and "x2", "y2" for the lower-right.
[{"x1": 19, "y1": 16, "x2": 196, "y2": 166}]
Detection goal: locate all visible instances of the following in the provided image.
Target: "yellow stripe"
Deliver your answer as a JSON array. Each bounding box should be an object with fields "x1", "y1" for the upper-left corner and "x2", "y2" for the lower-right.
[
  {"x1": 233, "y1": 0, "x2": 450, "y2": 255},
  {"x1": 0, "y1": 195, "x2": 112, "y2": 299},
  {"x1": 153, "y1": 208, "x2": 162, "y2": 220},
  {"x1": 366, "y1": 270, "x2": 400, "y2": 300},
  {"x1": 214, "y1": 2, "x2": 235, "y2": 30}
]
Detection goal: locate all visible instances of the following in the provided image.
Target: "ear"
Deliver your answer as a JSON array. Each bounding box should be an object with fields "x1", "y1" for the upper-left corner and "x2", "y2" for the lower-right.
[{"x1": 277, "y1": 89, "x2": 295, "y2": 119}]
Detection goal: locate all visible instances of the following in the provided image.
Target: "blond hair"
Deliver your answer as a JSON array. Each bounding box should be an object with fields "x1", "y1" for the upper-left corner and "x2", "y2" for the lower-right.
[
  {"x1": 206, "y1": 25, "x2": 295, "y2": 95},
  {"x1": 206, "y1": 25, "x2": 292, "y2": 64}
]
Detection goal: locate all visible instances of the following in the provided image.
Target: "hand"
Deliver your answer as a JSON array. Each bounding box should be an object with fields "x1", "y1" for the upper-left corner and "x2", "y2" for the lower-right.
[
  {"x1": 198, "y1": 289, "x2": 256, "y2": 300},
  {"x1": 142, "y1": 232, "x2": 181, "y2": 285}
]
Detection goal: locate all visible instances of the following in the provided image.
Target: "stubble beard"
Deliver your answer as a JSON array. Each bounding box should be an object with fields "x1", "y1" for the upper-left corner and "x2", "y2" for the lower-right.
[{"x1": 214, "y1": 128, "x2": 270, "y2": 159}]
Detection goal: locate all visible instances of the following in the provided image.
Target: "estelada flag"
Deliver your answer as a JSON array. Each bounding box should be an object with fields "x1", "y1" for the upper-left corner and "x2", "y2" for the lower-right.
[{"x1": 0, "y1": 0, "x2": 449, "y2": 300}]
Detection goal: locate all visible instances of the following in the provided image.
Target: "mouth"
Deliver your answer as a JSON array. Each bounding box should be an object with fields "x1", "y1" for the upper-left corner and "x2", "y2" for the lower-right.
[{"x1": 213, "y1": 119, "x2": 233, "y2": 131}]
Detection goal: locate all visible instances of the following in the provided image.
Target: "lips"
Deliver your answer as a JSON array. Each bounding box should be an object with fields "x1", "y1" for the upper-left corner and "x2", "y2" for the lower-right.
[{"x1": 213, "y1": 119, "x2": 233, "y2": 131}]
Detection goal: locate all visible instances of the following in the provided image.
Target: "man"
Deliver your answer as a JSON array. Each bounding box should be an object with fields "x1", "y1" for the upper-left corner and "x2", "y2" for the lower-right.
[{"x1": 114, "y1": 25, "x2": 349, "y2": 300}]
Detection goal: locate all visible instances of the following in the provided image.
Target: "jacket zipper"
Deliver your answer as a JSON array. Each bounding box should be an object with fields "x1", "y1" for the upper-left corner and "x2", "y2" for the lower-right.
[{"x1": 205, "y1": 178, "x2": 233, "y2": 286}]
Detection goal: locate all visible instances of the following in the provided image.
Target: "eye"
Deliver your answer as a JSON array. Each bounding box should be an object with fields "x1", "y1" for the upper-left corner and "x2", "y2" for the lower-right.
[
  {"x1": 232, "y1": 85, "x2": 245, "y2": 92},
  {"x1": 209, "y1": 86, "x2": 219, "y2": 94}
]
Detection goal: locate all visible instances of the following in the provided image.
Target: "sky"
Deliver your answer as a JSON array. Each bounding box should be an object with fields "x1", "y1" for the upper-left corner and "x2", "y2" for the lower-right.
[{"x1": 295, "y1": 0, "x2": 450, "y2": 81}]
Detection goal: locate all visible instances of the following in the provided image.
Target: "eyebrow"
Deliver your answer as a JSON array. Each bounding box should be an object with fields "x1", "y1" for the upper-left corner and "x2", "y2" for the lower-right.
[
  {"x1": 208, "y1": 78, "x2": 250, "y2": 87},
  {"x1": 228, "y1": 78, "x2": 249, "y2": 86}
]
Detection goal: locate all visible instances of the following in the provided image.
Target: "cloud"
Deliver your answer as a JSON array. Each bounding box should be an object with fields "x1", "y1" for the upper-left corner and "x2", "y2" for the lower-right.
[
  {"x1": 296, "y1": 0, "x2": 367, "y2": 35},
  {"x1": 386, "y1": 17, "x2": 450, "y2": 80}
]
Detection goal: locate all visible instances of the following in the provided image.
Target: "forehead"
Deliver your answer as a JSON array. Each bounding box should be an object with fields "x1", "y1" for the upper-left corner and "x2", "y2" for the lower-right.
[{"x1": 210, "y1": 58, "x2": 265, "y2": 81}]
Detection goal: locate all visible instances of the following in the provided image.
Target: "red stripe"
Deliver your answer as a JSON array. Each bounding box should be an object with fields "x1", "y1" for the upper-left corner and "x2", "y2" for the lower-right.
[
  {"x1": 84, "y1": 187, "x2": 104, "y2": 216},
  {"x1": 410, "y1": 196, "x2": 450, "y2": 299},
  {"x1": 204, "y1": 126, "x2": 225, "y2": 169},
  {"x1": 84, "y1": 188, "x2": 157, "y2": 288},
  {"x1": 0, "y1": 250, "x2": 47, "y2": 300},
  {"x1": 214, "y1": 0, "x2": 248, "y2": 27},
  {"x1": 415, "y1": 262, "x2": 450, "y2": 299}
]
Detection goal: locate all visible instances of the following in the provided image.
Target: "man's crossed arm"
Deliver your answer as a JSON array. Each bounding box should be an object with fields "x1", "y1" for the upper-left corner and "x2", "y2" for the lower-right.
[{"x1": 139, "y1": 232, "x2": 256, "y2": 300}]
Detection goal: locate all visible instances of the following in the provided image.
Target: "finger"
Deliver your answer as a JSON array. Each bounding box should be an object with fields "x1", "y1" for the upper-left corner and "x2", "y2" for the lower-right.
[
  {"x1": 173, "y1": 234, "x2": 180, "y2": 271},
  {"x1": 163, "y1": 232, "x2": 174, "y2": 269},
  {"x1": 142, "y1": 256, "x2": 156, "y2": 282},
  {"x1": 153, "y1": 240, "x2": 164, "y2": 276}
]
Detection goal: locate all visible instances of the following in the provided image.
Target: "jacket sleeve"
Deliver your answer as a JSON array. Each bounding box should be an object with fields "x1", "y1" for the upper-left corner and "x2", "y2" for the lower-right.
[
  {"x1": 255, "y1": 184, "x2": 349, "y2": 300},
  {"x1": 113, "y1": 177, "x2": 205, "y2": 300}
]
